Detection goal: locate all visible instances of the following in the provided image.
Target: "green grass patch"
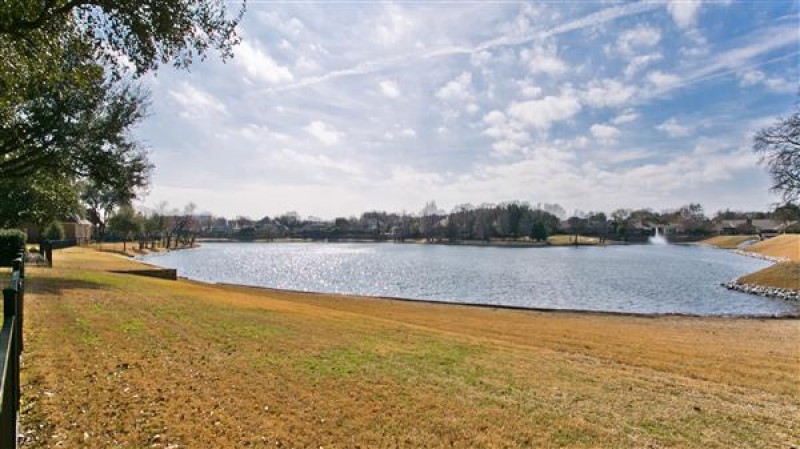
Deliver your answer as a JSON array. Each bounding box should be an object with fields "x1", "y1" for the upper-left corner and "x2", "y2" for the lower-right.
[
  {"x1": 294, "y1": 335, "x2": 485, "y2": 385},
  {"x1": 118, "y1": 318, "x2": 145, "y2": 334}
]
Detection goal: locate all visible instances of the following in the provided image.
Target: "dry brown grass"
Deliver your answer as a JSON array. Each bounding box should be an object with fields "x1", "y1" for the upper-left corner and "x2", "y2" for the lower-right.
[
  {"x1": 547, "y1": 234, "x2": 600, "y2": 246},
  {"x1": 701, "y1": 235, "x2": 758, "y2": 249},
  {"x1": 19, "y1": 247, "x2": 800, "y2": 448},
  {"x1": 87, "y1": 241, "x2": 197, "y2": 258},
  {"x1": 739, "y1": 262, "x2": 800, "y2": 290},
  {"x1": 744, "y1": 234, "x2": 800, "y2": 261}
]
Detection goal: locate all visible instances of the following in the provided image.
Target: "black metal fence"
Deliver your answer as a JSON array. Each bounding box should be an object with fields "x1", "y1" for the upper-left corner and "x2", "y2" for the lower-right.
[
  {"x1": 0, "y1": 249, "x2": 24, "y2": 448},
  {"x1": 39, "y1": 240, "x2": 77, "y2": 267}
]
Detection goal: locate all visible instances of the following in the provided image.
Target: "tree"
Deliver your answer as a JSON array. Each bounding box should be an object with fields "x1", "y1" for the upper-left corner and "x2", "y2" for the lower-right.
[
  {"x1": 143, "y1": 213, "x2": 167, "y2": 248},
  {"x1": 0, "y1": 0, "x2": 244, "y2": 77},
  {"x1": 81, "y1": 181, "x2": 135, "y2": 240},
  {"x1": 566, "y1": 216, "x2": 589, "y2": 245},
  {"x1": 0, "y1": 172, "x2": 82, "y2": 228},
  {"x1": 753, "y1": 110, "x2": 800, "y2": 203},
  {"x1": 1, "y1": 0, "x2": 244, "y2": 213},
  {"x1": 420, "y1": 201, "x2": 441, "y2": 240},
  {"x1": 531, "y1": 222, "x2": 548, "y2": 242},
  {"x1": 44, "y1": 221, "x2": 65, "y2": 241},
  {"x1": 107, "y1": 205, "x2": 143, "y2": 251},
  {"x1": 773, "y1": 203, "x2": 800, "y2": 225}
]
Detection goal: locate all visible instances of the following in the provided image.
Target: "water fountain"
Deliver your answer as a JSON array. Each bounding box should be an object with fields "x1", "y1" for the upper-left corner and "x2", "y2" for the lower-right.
[{"x1": 649, "y1": 227, "x2": 668, "y2": 245}]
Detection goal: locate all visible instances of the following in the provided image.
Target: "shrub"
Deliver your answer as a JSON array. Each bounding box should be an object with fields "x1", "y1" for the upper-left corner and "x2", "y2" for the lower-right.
[
  {"x1": 44, "y1": 221, "x2": 65, "y2": 241},
  {"x1": 0, "y1": 229, "x2": 27, "y2": 266}
]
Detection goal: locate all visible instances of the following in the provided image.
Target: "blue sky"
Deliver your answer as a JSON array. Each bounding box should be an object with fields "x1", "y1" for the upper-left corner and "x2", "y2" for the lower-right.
[{"x1": 134, "y1": 0, "x2": 799, "y2": 219}]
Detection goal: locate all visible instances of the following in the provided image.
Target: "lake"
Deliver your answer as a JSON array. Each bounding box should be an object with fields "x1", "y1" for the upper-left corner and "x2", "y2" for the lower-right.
[{"x1": 139, "y1": 242, "x2": 800, "y2": 317}]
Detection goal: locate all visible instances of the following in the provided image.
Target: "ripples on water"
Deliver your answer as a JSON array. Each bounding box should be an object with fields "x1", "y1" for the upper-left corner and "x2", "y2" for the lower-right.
[{"x1": 140, "y1": 242, "x2": 799, "y2": 317}]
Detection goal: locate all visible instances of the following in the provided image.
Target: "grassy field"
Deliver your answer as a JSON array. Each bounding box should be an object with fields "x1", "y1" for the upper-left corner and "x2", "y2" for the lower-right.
[
  {"x1": 736, "y1": 234, "x2": 799, "y2": 290},
  {"x1": 86, "y1": 241, "x2": 195, "y2": 258},
  {"x1": 18, "y1": 247, "x2": 800, "y2": 448},
  {"x1": 700, "y1": 235, "x2": 758, "y2": 249},
  {"x1": 744, "y1": 234, "x2": 800, "y2": 261},
  {"x1": 739, "y1": 262, "x2": 800, "y2": 290},
  {"x1": 547, "y1": 234, "x2": 600, "y2": 246},
  {"x1": 700, "y1": 234, "x2": 799, "y2": 290}
]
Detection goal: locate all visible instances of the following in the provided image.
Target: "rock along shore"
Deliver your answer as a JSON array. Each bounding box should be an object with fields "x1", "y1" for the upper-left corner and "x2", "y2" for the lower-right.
[
  {"x1": 722, "y1": 280, "x2": 800, "y2": 301},
  {"x1": 720, "y1": 249, "x2": 798, "y2": 301}
]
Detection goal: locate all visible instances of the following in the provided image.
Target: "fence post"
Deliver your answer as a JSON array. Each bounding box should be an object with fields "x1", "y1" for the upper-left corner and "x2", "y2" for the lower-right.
[
  {"x1": 11, "y1": 258, "x2": 22, "y2": 353},
  {"x1": 3, "y1": 286, "x2": 19, "y2": 449},
  {"x1": 43, "y1": 242, "x2": 52, "y2": 267},
  {"x1": 15, "y1": 250, "x2": 23, "y2": 279}
]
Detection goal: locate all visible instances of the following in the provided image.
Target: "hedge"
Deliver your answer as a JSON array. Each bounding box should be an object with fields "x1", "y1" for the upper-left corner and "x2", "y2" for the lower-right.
[{"x1": 0, "y1": 229, "x2": 26, "y2": 267}]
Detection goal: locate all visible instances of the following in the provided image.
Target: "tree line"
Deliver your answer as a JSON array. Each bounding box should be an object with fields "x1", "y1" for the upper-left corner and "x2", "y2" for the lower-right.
[{"x1": 203, "y1": 201, "x2": 800, "y2": 243}]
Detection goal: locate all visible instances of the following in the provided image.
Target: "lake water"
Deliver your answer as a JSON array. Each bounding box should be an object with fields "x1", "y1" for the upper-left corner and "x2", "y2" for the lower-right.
[{"x1": 140, "y1": 242, "x2": 800, "y2": 317}]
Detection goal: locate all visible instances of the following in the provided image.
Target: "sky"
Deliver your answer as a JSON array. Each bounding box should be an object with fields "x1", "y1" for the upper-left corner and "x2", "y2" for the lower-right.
[{"x1": 134, "y1": 0, "x2": 799, "y2": 219}]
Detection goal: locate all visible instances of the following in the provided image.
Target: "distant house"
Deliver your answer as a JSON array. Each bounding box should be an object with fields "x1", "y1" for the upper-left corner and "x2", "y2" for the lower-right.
[
  {"x1": 63, "y1": 220, "x2": 93, "y2": 244},
  {"x1": 714, "y1": 219, "x2": 795, "y2": 237},
  {"x1": 22, "y1": 219, "x2": 93, "y2": 244}
]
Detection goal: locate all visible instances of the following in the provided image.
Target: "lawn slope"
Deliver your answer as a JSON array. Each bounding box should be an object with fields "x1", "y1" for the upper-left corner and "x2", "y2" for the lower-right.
[
  {"x1": 744, "y1": 234, "x2": 800, "y2": 261},
  {"x1": 701, "y1": 235, "x2": 758, "y2": 249}
]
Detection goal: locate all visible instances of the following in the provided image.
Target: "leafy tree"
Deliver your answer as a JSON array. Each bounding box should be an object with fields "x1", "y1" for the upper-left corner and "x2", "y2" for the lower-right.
[
  {"x1": 81, "y1": 181, "x2": 134, "y2": 239},
  {"x1": 773, "y1": 203, "x2": 800, "y2": 224},
  {"x1": 753, "y1": 110, "x2": 800, "y2": 203},
  {"x1": 1, "y1": 0, "x2": 244, "y2": 223},
  {"x1": 1, "y1": 78, "x2": 152, "y2": 188},
  {"x1": 566, "y1": 216, "x2": 589, "y2": 244},
  {"x1": 0, "y1": 172, "x2": 82, "y2": 228},
  {"x1": 143, "y1": 213, "x2": 167, "y2": 248},
  {"x1": 531, "y1": 222, "x2": 548, "y2": 242},
  {"x1": 107, "y1": 205, "x2": 143, "y2": 251},
  {"x1": 0, "y1": 0, "x2": 244, "y2": 77},
  {"x1": 44, "y1": 221, "x2": 65, "y2": 241}
]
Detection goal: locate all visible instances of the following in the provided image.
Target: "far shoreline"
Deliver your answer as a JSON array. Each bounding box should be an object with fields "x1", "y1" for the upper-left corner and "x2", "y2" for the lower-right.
[{"x1": 195, "y1": 236, "x2": 637, "y2": 248}]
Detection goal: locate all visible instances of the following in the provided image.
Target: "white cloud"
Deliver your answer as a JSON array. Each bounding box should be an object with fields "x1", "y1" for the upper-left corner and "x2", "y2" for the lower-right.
[
  {"x1": 483, "y1": 110, "x2": 529, "y2": 144},
  {"x1": 294, "y1": 55, "x2": 320, "y2": 72},
  {"x1": 375, "y1": 5, "x2": 414, "y2": 44},
  {"x1": 278, "y1": 148, "x2": 361, "y2": 175},
  {"x1": 656, "y1": 118, "x2": 692, "y2": 137},
  {"x1": 508, "y1": 93, "x2": 582, "y2": 130},
  {"x1": 519, "y1": 81, "x2": 542, "y2": 98},
  {"x1": 235, "y1": 41, "x2": 293, "y2": 84},
  {"x1": 667, "y1": 0, "x2": 702, "y2": 29},
  {"x1": 647, "y1": 70, "x2": 681, "y2": 90},
  {"x1": 305, "y1": 121, "x2": 343, "y2": 145},
  {"x1": 582, "y1": 79, "x2": 637, "y2": 108},
  {"x1": 738, "y1": 70, "x2": 796, "y2": 93},
  {"x1": 400, "y1": 127, "x2": 417, "y2": 138},
  {"x1": 590, "y1": 123, "x2": 621, "y2": 144},
  {"x1": 379, "y1": 80, "x2": 402, "y2": 98},
  {"x1": 624, "y1": 53, "x2": 662, "y2": 78},
  {"x1": 471, "y1": 50, "x2": 492, "y2": 67},
  {"x1": 612, "y1": 109, "x2": 639, "y2": 125},
  {"x1": 617, "y1": 25, "x2": 661, "y2": 55},
  {"x1": 520, "y1": 43, "x2": 567, "y2": 76},
  {"x1": 168, "y1": 82, "x2": 228, "y2": 119},
  {"x1": 436, "y1": 72, "x2": 473, "y2": 102}
]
